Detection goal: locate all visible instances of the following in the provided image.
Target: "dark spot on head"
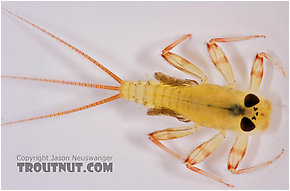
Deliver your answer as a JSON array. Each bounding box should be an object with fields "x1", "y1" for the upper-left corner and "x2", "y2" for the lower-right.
[
  {"x1": 256, "y1": 112, "x2": 259, "y2": 116},
  {"x1": 241, "y1": 117, "x2": 256, "y2": 132},
  {"x1": 253, "y1": 107, "x2": 258, "y2": 111},
  {"x1": 252, "y1": 116, "x2": 256, "y2": 120},
  {"x1": 230, "y1": 104, "x2": 245, "y2": 116},
  {"x1": 244, "y1": 94, "x2": 260, "y2": 107}
]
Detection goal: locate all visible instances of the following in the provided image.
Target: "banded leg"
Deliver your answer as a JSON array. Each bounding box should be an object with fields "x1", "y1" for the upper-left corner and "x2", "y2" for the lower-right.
[
  {"x1": 207, "y1": 35, "x2": 265, "y2": 87},
  {"x1": 184, "y1": 131, "x2": 233, "y2": 187},
  {"x1": 149, "y1": 125, "x2": 200, "y2": 159},
  {"x1": 249, "y1": 52, "x2": 286, "y2": 93},
  {"x1": 228, "y1": 134, "x2": 284, "y2": 174},
  {"x1": 161, "y1": 34, "x2": 208, "y2": 83}
]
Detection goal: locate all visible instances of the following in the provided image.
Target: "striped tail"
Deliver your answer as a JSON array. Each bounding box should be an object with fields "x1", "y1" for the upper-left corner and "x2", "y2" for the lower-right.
[{"x1": 2, "y1": 7, "x2": 123, "y2": 126}]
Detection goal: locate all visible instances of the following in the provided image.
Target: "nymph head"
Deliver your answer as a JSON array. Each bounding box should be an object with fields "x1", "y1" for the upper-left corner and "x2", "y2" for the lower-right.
[{"x1": 240, "y1": 93, "x2": 272, "y2": 133}]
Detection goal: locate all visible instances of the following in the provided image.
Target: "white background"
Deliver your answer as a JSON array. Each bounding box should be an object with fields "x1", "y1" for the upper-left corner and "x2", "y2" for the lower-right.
[{"x1": 2, "y1": 2, "x2": 288, "y2": 189}]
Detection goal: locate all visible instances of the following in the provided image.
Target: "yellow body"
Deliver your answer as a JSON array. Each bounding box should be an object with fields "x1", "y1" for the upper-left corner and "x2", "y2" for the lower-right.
[
  {"x1": 119, "y1": 81, "x2": 272, "y2": 133},
  {"x1": 2, "y1": 8, "x2": 286, "y2": 188}
]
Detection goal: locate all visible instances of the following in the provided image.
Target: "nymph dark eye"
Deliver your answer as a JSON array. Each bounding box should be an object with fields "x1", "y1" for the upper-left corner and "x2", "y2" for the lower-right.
[
  {"x1": 244, "y1": 94, "x2": 260, "y2": 107},
  {"x1": 240, "y1": 117, "x2": 256, "y2": 132}
]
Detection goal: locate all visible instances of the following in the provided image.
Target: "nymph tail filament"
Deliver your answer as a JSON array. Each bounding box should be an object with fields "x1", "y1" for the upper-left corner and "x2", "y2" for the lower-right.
[{"x1": 1, "y1": 7, "x2": 123, "y2": 126}]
